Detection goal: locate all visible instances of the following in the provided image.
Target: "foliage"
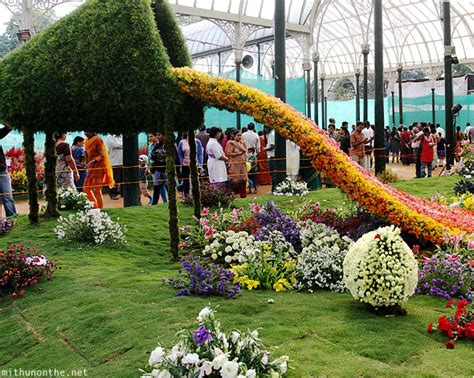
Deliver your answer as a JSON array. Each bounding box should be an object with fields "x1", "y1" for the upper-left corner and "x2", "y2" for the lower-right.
[
  {"x1": 448, "y1": 150, "x2": 474, "y2": 178},
  {"x1": 0, "y1": 0, "x2": 181, "y2": 134},
  {"x1": 295, "y1": 222, "x2": 353, "y2": 292},
  {"x1": 376, "y1": 169, "x2": 401, "y2": 184},
  {"x1": 231, "y1": 232, "x2": 296, "y2": 292},
  {"x1": 416, "y1": 252, "x2": 473, "y2": 301},
  {"x1": 343, "y1": 226, "x2": 418, "y2": 308},
  {"x1": 183, "y1": 181, "x2": 234, "y2": 208},
  {"x1": 431, "y1": 192, "x2": 474, "y2": 211},
  {"x1": 0, "y1": 218, "x2": 15, "y2": 236},
  {"x1": 55, "y1": 209, "x2": 126, "y2": 245},
  {"x1": 164, "y1": 255, "x2": 240, "y2": 299},
  {"x1": 57, "y1": 187, "x2": 93, "y2": 211},
  {"x1": 201, "y1": 230, "x2": 256, "y2": 264},
  {"x1": 453, "y1": 179, "x2": 474, "y2": 195},
  {"x1": 427, "y1": 299, "x2": 474, "y2": 349},
  {"x1": 141, "y1": 306, "x2": 289, "y2": 377},
  {"x1": 273, "y1": 177, "x2": 309, "y2": 197},
  {"x1": 298, "y1": 202, "x2": 387, "y2": 242},
  {"x1": 0, "y1": 244, "x2": 56, "y2": 300},
  {"x1": 254, "y1": 202, "x2": 301, "y2": 251}
]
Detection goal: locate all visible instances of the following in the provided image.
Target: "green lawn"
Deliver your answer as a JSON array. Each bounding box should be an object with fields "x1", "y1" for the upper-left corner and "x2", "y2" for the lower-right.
[{"x1": 1, "y1": 176, "x2": 473, "y2": 377}]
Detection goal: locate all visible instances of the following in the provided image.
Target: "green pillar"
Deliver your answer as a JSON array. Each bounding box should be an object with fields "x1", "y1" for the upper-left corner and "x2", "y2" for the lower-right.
[{"x1": 374, "y1": 0, "x2": 385, "y2": 175}]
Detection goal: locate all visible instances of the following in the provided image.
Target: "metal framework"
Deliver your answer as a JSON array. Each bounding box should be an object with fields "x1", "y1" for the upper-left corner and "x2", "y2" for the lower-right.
[{"x1": 1, "y1": 0, "x2": 473, "y2": 79}]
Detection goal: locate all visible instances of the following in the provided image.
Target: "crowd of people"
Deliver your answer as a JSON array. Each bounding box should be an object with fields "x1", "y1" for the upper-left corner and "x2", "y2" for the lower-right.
[{"x1": 1, "y1": 117, "x2": 473, "y2": 216}]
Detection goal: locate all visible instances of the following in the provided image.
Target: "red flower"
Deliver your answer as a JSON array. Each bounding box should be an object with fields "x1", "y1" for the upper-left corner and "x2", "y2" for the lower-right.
[
  {"x1": 427, "y1": 323, "x2": 433, "y2": 333},
  {"x1": 437, "y1": 316, "x2": 451, "y2": 331},
  {"x1": 411, "y1": 245, "x2": 420, "y2": 254},
  {"x1": 457, "y1": 299, "x2": 469, "y2": 308},
  {"x1": 446, "y1": 300, "x2": 455, "y2": 308},
  {"x1": 374, "y1": 234, "x2": 381, "y2": 239},
  {"x1": 447, "y1": 328, "x2": 454, "y2": 338},
  {"x1": 445, "y1": 341, "x2": 455, "y2": 349}
]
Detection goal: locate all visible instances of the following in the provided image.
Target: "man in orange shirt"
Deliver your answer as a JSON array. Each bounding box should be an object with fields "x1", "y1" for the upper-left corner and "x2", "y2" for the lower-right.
[
  {"x1": 83, "y1": 132, "x2": 115, "y2": 208},
  {"x1": 350, "y1": 121, "x2": 369, "y2": 167}
]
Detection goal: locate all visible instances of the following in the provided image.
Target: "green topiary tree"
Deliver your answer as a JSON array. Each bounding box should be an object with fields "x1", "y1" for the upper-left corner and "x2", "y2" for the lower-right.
[
  {"x1": 153, "y1": 0, "x2": 204, "y2": 220},
  {"x1": 0, "y1": 0, "x2": 188, "y2": 224}
]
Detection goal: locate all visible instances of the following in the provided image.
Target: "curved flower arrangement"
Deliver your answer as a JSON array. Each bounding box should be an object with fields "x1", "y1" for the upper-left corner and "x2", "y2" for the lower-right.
[{"x1": 172, "y1": 67, "x2": 474, "y2": 244}]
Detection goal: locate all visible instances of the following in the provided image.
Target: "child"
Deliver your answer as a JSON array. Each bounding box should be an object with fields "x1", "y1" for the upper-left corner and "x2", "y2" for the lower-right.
[
  {"x1": 139, "y1": 154, "x2": 152, "y2": 204},
  {"x1": 247, "y1": 147, "x2": 258, "y2": 194}
]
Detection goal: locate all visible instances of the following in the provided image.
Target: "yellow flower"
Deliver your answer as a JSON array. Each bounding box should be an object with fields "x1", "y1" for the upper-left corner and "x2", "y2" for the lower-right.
[
  {"x1": 273, "y1": 278, "x2": 291, "y2": 292},
  {"x1": 245, "y1": 279, "x2": 260, "y2": 290}
]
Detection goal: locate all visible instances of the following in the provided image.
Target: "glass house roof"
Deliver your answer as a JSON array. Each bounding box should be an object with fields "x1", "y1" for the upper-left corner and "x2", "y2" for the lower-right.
[
  {"x1": 2, "y1": 0, "x2": 472, "y2": 78},
  {"x1": 169, "y1": 0, "x2": 474, "y2": 78}
]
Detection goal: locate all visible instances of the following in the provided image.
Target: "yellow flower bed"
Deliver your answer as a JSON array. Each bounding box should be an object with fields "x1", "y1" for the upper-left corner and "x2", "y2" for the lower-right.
[{"x1": 172, "y1": 67, "x2": 474, "y2": 244}]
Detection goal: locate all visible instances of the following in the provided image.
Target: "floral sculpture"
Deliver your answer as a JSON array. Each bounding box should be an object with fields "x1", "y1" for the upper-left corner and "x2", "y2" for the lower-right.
[
  {"x1": 172, "y1": 67, "x2": 474, "y2": 244},
  {"x1": 343, "y1": 226, "x2": 418, "y2": 315}
]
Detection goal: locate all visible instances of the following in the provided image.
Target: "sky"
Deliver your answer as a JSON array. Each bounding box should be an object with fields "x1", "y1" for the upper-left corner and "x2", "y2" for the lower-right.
[{"x1": 0, "y1": 1, "x2": 83, "y2": 34}]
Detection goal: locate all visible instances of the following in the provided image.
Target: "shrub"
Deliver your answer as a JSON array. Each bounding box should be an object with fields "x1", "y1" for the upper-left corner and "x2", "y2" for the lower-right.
[
  {"x1": 295, "y1": 222, "x2": 353, "y2": 292},
  {"x1": 231, "y1": 232, "x2": 296, "y2": 292},
  {"x1": 141, "y1": 306, "x2": 289, "y2": 377},
  {"x1": 343, "y1": 226, "x2": 418, "y2": 310},
  {"x1": 164, "y1": 255, "x2": 240, "y2": 299},
  {"x1": 273, "y1": 177, "x2": 309, "y2": 196},
  {"x1": 183, "y1": 181, "x2": 234, "y2": 208},
  {"x1": 454, "y1": 179, "x2": 474, "y2": 195},
  {"x1": 0, "y1": 244, "x2": 56, "y2": 300},
  {"x1": 55, "y1": 209, "x2": 126, "y2": 244},
  {"x1": 57, "y1": 187, "x2": 93, "y2": 211},
  {"x1": 416, "y1": 252, "x2": 473, "y2": 301},
  {"x1": 0, "y1": 218, "x2": 15, "y2": 236},
  {"x1": 376, "y1": 169, "x2": 401, "y2": 183}
]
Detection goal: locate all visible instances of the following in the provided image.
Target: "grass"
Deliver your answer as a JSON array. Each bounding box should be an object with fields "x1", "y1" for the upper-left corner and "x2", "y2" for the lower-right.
[{"x1": 1, "y1": 176, "x2": 473, "y2": 377}]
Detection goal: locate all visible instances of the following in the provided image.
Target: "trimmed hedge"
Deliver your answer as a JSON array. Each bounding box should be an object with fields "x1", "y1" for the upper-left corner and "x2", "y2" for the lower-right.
[{"x1": 0, "y1": 0, "x2": 187, "y2": 134}]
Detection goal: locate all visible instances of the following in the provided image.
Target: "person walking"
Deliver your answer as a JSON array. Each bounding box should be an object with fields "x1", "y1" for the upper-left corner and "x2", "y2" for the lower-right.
[
  {"x1": 148, "y1": 133, "x2": 168, "y2": 205},
  {"x1": 390, "y1": 126, "x2": 401, "y2": 163},
  {"x1": 72, "y1": 136, "x2": 87, "y2": 192},
  {"x1": 177, "y1": 132, "x2": 203, "y2": 199},
  {"x1": 225, "y1": 130, "x2": 248, "y2": 198},
  {"x1": 54, "y1": 132, "x2": 80, "y2": 190},
  {"x1": 415, "y1": 127, "x2": 436, "y2": 178},
  {"x1": 350, "y1": 122, "x2": 367, "y2": 167},
  {"x1": 0, "y1": 124, "x2": 16, "y2": 217},
  {"x1": 84, "y1": 132, "x2": 114, "y2": 209},
  {"x1": 339, "y1": 122, "x2": 351, "y2": 155},
  {"x1": 241, "y1": 122, "x2": 260, "y2": 156},
  {"x1": 257, "y1": 129, "x2": 272, "y2": 185},
  {"x1": 106, "y1": 134, "x2": 123, "y2": 200},
  {"x1": 206, "y1": 127, "x2": 228, "y2": 186}
]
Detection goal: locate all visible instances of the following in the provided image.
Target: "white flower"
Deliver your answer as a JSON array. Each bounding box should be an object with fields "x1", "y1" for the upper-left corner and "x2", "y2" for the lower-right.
[
  {"x1": 250, "y1": 330, "x2": 259, "y2": 338},
  {"x1": 230, "y1": 331, "x2": 240, "y2": 343},
  {"x1": 211, "y1": 253, "x2": 218, "y2": 260},
  {"x1": 224, "y1": 255, "x2": 233, "y2": 263},
  {"x1": 148, "y1": 346, "x2": 165, "y2": 366},
  {"x1": 245, "y1": 370, "x2": 256, "y2": 378},
  {"x1": 199, "y1": 361, "x2": 213, "y2": 376},
  {"x1": 197, "y1": 307, "x2": 212, "y2": 322},
  {"x1": 182, "y1": 353, "x2": 200, "y2": 365},
  {"x1": 261, "y1": 352, "x2": 269, "y2": 365},
  {"x1": 279, "y1": 361, "x2": 287, "y2": 374},
  {"x1": 220, "y1": 360, "x2": 239, "y2": 378},
  {"x1": 157, "y1": 370, "x2": 171, "y2": 378},
  {"x1": 212, "y1": 353, "x2": 228, "y2": 370}
]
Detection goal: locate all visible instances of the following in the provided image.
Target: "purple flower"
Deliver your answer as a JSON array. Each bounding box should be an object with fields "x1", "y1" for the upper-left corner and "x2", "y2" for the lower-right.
[{"x1": 193, "y1": 325, "x2": 212, "y2": 345}]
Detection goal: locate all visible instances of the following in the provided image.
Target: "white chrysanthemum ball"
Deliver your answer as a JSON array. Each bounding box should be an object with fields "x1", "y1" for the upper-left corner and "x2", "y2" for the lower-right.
[{"x1": 343, "y1": 225, "x2": 418, "y2": 308}]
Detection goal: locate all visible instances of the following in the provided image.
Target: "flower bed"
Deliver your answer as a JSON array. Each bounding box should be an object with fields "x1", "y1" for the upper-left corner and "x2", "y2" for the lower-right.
[
  {"x1": 5, "y1": 147, "x2": 44, "y2": 192},
  {"x1": 141, "y1": 306, "x2": 289, "y2": 377},
  {"x1": 55, "y1": 209, "x2": 126, "y2": 244},
  {"x1": 0, "y1": 218, "x2": 15, "y2": 236},
  {"x1": 274, "y1": 177, "x2": 309, "y2": 196},
  {"x1": 172, "y1": 67, "x2": 474, "y2": 243},
  {"x1": 0, "y1": 244, "x2": 56, "y2": 300},
  {"x1": 57, "y1": 187, "x2": 93, "y2": 211}
]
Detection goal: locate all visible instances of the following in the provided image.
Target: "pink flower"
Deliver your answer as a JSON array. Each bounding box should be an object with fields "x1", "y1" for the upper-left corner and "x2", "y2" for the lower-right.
[
  {"x1": 200, "y1": 218, "x2": 208, "y2": 226},
  {"x1": 211, "y1": 212, "x2": 218, "y2": 220},
  {"x1": 204, "y1": 226, "x2": 215, "y2": 238},
  {"x1": 201, "y1": 208, "x2": 209, "y2": 216},
  {"x1": 467, "y1": 239, "x2": 474, "y2": 250},
  {"x1": 251, "y1": 203, "x2": 262, "y2": 213}
]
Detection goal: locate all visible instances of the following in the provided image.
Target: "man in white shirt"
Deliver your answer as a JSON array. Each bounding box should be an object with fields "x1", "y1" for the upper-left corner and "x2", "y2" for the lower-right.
[
  {"x1": 241, "y1": 123, "x2": 260, "y2": 157},
  {"x1": 465, "y1": 123, "x2": 474, "y2": 143},
  {"x1": 436, "y1": 123, "x2": 445, "y2": 139},
  {"x1": 361, "y1": 122, "x2": 374, "y2": 170},
  {"x1": 106, "y1": 134, "x2": 123, "y2": 200},
  {"x1": 265, "y1": 128, "x2": 275, "y2": 189}
]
